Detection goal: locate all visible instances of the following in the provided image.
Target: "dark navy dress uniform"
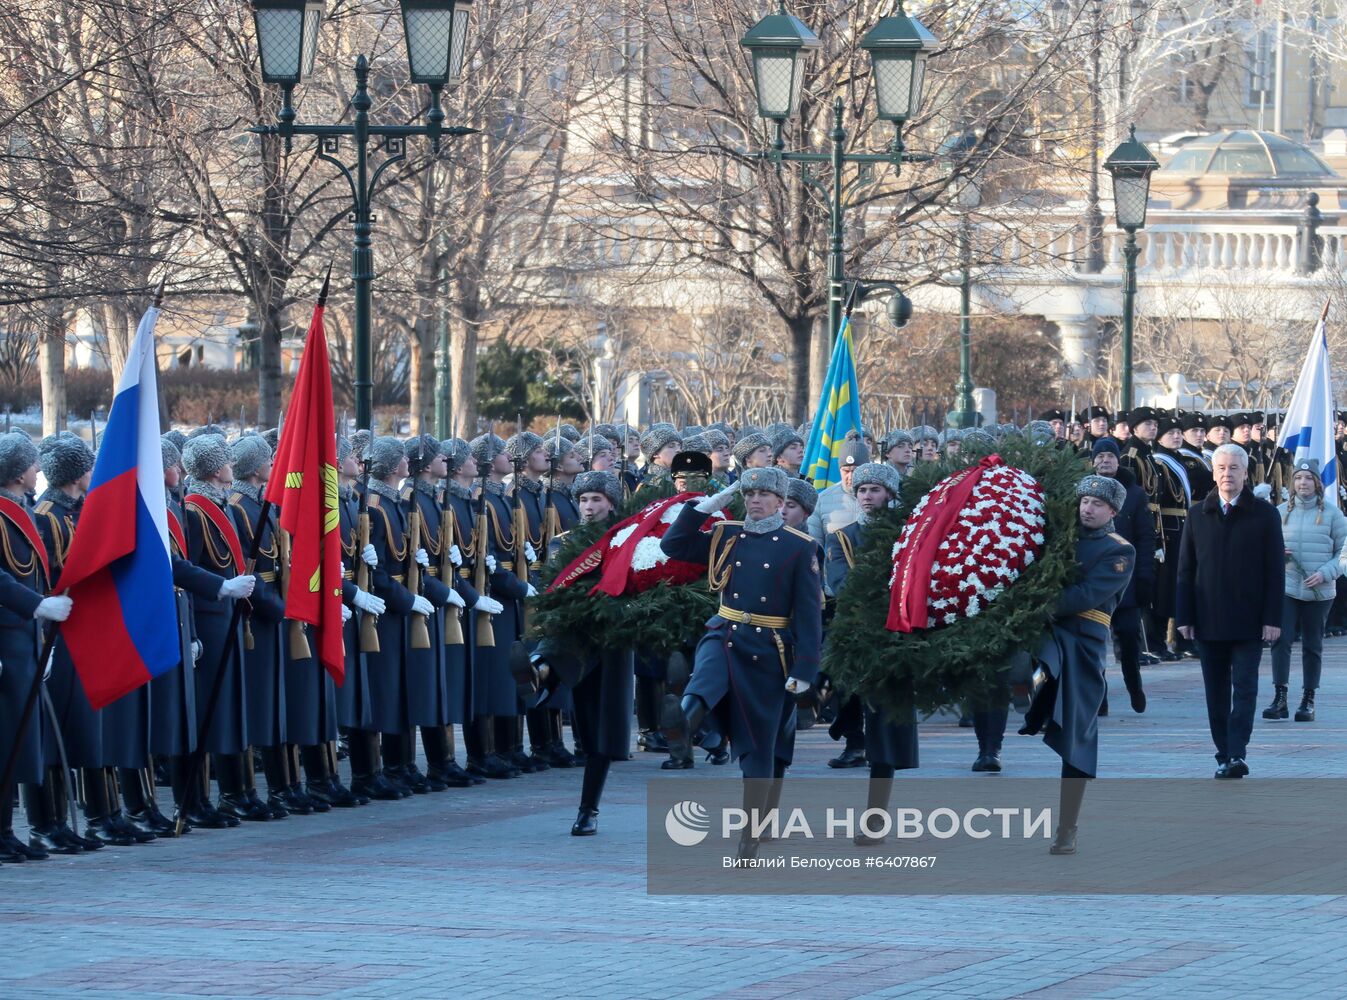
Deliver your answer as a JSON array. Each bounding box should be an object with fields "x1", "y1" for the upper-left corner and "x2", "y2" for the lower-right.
[
  {"x1": 825, "y1": 520, "x2": 919, "y2": 771},
  {"x1": 153, "y1": 497, "x2": 225, "y2": 756},
  {"x1": 335, "y1": 485, "x2": 373, "y2": 732},
  {"x1": 443, "y1": 482, "x2": 483, "y2": 720},
  {"x1": 1032, "y1": 526, "x2": 1135, "y2": 777},
  {"x1": 401, "y1": 481, "x2": 464, "y2": 727},
  {"x1": 0, "y1": 493, "x2": 48, "y2": 787},
  {"x1": 363, "y1": 481, "x2": 417, "y2": 735},
  {"x1": 229, "y1": 484, "x2": 287, "y2": 749},
  {"x1": 661, "y1": 505, "x2": 822, "y2": 778},
  {"x1": 183, "y1": 487, "x2": 249, "y2": 755},
  {"x1": 481, "y1": 482, "x2": 530, "y2": 716},
  {"x1": 32, "y1": 491, "x2": 101, "y2": 768}
]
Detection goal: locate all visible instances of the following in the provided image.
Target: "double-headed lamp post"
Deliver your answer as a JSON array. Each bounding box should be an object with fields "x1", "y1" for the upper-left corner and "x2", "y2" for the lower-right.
[
  {"x1": 1103, "y1": 125, "x2": 1158, "y2": 413},
  {"x1": 739, "y1": 1, "x2": 937, "y2": 347},
  {"x1": 947, "y1": 169, "x2": 981, "y2": 429},
  {"x1": 249, "y1": 0, "x2": 475, "y2": 431}
]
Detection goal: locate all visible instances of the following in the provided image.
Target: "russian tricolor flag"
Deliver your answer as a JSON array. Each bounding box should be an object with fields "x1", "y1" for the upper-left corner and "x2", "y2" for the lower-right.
[{"x1": 59, "y1": 293, "x2": 179, "y2": 708}]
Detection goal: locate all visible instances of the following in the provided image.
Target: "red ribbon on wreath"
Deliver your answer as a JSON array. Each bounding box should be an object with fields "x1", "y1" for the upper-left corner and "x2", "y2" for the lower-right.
[{"x1": 886, "y1": 453, "x2": 1004, "y2": 633}]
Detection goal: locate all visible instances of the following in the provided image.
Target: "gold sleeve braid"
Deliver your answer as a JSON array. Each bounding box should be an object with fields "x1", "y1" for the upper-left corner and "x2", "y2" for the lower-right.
[{"x1": 707, "y1": 522, "x2": 737, "y2": 592}]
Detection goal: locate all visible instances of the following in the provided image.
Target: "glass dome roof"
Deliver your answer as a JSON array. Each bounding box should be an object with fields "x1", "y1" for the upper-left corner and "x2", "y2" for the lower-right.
[{"x1": 1159, "y1": 130, "x2": 1338, "y2": 177}]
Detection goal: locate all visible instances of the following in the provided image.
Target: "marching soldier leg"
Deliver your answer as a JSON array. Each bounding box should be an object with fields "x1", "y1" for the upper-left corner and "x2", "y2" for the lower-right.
[
  {"x1": 1050, "y1": 763, "x2": 1090, "y2": 856},
  {"x1": 854, "y1": 764, "x2": 896, "y2": 847},
  {"x1": 827, "y1": 694, "x2": 867, "y2": 768},
  {"x1": 571, "y1": 753, "x2": 610, "y2": 837}
]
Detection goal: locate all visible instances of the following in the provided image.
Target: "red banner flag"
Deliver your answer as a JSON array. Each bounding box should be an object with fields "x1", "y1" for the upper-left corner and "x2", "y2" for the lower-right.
[{"x1": 264, "y1": 271, "x2": 344, "y2": 683}]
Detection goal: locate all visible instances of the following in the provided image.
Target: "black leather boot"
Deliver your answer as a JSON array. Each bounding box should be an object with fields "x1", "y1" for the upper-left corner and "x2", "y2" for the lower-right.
[
  {"x1": 1263, "y1": 685, "x2": 1289, "y2": 720},
  {"x1": 1295, "y1": 689, "x2": 1316, "y2": 722}
]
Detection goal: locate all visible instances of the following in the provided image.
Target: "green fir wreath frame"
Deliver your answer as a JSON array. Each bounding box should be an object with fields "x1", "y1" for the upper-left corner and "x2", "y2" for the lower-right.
[
  {"x1": 823, "y1": 436, "x2": 1090, "y2": 718},
  {"x1": 529, "y1": 477, "x2": 743, "y2": 658}
]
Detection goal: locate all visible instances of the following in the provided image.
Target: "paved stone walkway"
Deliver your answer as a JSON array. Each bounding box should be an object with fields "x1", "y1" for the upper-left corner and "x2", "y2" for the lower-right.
[{"x1": 3, "y1": 642, "x2": 1345, "y2": 999}]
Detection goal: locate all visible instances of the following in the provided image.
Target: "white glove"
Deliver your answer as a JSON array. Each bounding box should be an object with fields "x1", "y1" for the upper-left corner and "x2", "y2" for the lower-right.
[
  {"x1": 695, "y1": 482, "x2": 739, "y2": 514},
  {"x1": 352, "y1": 589, "x2": 385, "y2": 615},
  {"x1": 474, "y1": 596, "x2": 503, "y2": 615},
  {"x1": 525, "y1": 583, "x2": 538, "y2": 598},
  {"x1": 33, "y1": 595, "x2": 73, "y2": 622},
  {"x1": 1154, "y1": 549, "x2": 1165, "y2": 563},
  {"x1": 524, "y1": 542, "x2": 537, "y2": 563},
  {"x1": 1253, "y1": 483, "x2": 1272, "y2": 500},
  {"x1": 785, "y1": 677, "x2": 811, "y2": 695},
  {"x1": 191, "y1": 640, "x2": 202, "y2": 663},
  {"x1": 486, "y1": 554, "x2": 497, "y2": 574},
  {"x1": 449, "y1": 544, "x2": 463, "y2": 567},
  {"x1": 341, "y1": 604, "x2": 352, "y2": 623},
  {"x1": 412, "y1": 595, "x2": 434, "y2": 617},
  {"x1": 219, "y1": 575, "x2": 255, "y2": 600},
  {"x1": 445, "y1": 588, "x2": 466, "y2": 608},
  {"x1": 361, "y1": 543, "x2": 378, "y2": 567},
  {"x1": 415, "y1": 548, "x2": 430, "y2": 568}
]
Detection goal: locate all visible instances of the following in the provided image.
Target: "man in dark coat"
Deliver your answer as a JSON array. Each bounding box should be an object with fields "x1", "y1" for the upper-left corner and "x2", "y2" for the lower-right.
[
  {"x1": 824, "y1": 462, "x2": 920, "y2": 844},
  {"x1": 1176, "y1": 443, "x2": 1284, "y2": 780},
  {"x1": 528, "y1": 470, "x2": 633, "y2": 836},
  {"x1": 661, "y1": 466, "x2": 822, "y2": 860},
  {"x1": 1092, "y1": 437, "x2": 1155, "y2": 712},
  {"x1": 1020, "y1": 473, "x2": 1134, "y2": 855}
]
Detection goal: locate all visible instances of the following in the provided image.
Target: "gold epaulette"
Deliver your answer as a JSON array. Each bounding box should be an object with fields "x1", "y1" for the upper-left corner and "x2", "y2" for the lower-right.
[
  {"x1": 400, "y1": 485, "x2": 413, "y2": 501},
  {"x1": 784, "y1": 525, "x2": 814, "y2": 544},
  {"x1": 367, "y1": 494, "x2": 381, "y2": 508},
  {"x1": 1108, "y1": 532, "x2": 1130, "y2": 546},
  {"x1": 33, "y1": 500, "x2": 53, "y2": 515},
  {"x1": 832, "y1": 527, "x2": 855, "y2": 569}
]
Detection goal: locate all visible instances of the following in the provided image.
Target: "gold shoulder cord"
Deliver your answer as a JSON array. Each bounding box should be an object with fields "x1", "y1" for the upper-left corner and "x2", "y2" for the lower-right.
[
  {"x1": 376, "y1": 504, "x2": 408, "y2": 565},
  {"x1": 0, "y1": 515, "x2": 38, "y2": 578},
  {"x1": 488, "y1": 500, "x2": 513, "y2": 550},
  {"x1": 229, "y1": 497, "x2": 278, "y2": 560},
  {"x1": 188, "y1": 504, "x2": 233, "y2": 572},
  {"x1": 38, "y1": 510, "x2": 70, "y2": 573},
  {"x1": 417, "y1": 495, "x2": 442, "y2": 557},
  {"x1": 836, "y1": 529, "x2": 855, "y2": 569},
  {"x1": 453, "y1": 505, "x2": 475, "y2": 560},
  {"x1": 341, "y1": 503, "x2": 357, "y2": 557},
  {"x1": 707, "y1": 522, "x2": 737, "y2": 592}
]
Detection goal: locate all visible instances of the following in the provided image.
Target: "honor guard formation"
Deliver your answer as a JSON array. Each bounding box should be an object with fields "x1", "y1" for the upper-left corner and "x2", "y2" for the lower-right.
[{"x1": 0, "y1": 403, "x2": 1334, "y2": 863}]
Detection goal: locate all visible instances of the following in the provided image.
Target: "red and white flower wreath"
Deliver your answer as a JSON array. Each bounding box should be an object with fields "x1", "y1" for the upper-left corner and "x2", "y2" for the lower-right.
[{"x1": 890, "y1": 464, "x2": 1046, "y2": 626}]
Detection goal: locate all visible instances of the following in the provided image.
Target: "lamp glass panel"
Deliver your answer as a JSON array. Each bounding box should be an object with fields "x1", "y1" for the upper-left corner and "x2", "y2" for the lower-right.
[
  {"x1": 1112, "y1": 174, "x2": 1150, "y2": 228},
  {"x1": 449, "y1": 7, "x2": 470, "y2": 82},
  {"x1": 909, "y1": 57, "x2": 927, "y2": 118},
  {"x1": 256, "y1": 8, "x2": 304, "y2": 82},
  {"x1": 301, "y1": 6, "x2": 322, "y2": 79},
  {"x1": 405, "y1": 7, "x2": 454, "y2": 81},
  {"x1": 872, "y1": 55, "x2": 914, "y2": 120},
  {"x1": 752, "y1": 48, "x2": 802, "y2": 118}
]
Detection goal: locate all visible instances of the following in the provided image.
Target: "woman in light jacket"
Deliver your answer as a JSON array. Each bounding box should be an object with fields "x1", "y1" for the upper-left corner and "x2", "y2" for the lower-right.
[{"x1": 1266, "y1": 459, "x2": 1347, "y2": 722}]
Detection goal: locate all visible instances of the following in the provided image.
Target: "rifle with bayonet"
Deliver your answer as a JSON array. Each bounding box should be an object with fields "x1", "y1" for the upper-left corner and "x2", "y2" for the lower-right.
[{"x1": 355, "y1": 458, "x2": 380, "y2": 652}]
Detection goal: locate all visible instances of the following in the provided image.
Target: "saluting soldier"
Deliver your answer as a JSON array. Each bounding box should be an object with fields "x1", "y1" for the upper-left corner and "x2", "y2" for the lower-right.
[
  {"x1": 1120, "y1": 407, "x2": 1183, "y2": 661},
  {"x1": 228, "y1": 434, "x2": 294, "y2": 817},
  {"x1": 181, "y1": 434, "x2": 266, "y2": 823},
  {"x1": 1019, "y1": 474, "x2": 1135, "y2": 855},
  {"x1": 661, "y1": 467, "x2": 823, "y2": 860},
  {"x1": 400, "y1": 434, "x2": 469, "y2": 790},
  {"x1": 823, "y1": 463, "x2": 920, "y2": 844}
]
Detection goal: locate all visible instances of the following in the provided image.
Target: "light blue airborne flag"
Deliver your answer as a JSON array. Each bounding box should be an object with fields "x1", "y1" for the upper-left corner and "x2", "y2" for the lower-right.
[
  {"x1": 802, "y1": 317, "x2": 864, "y2": 488},
  {"x1": 1280, "y1": 302, "x2": 1337, "y2": 492}
]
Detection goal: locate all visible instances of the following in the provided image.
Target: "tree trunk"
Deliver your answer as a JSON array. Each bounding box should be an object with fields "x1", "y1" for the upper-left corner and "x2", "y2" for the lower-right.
[
  {"x1": 450, "y1": 310, "x2": 478, "y2": 439},
  {"x1": 408, "y1": 316, "x2": 436, "y2": 434},
  {"x1": 258, "y1": 304, "x2": 284, "y2": 428},
  {"x1": 785, "y1": 313, "x2": 813, "y2": 425},
  {"x1": 808, "y1": 315, "x2": 831, "y2": 421},
  {"x1": 39, "y1": 302, "x2": 65, "y2": 436},
  {"x1": 105, "y1": 303, "x2": 131, "y2": 385}
]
